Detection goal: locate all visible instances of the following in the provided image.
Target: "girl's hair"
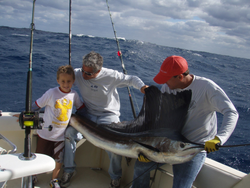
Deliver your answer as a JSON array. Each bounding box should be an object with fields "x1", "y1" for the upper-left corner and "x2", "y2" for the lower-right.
[{"x1": 57, "y1": 65, "x2": 75, "y2": 80}]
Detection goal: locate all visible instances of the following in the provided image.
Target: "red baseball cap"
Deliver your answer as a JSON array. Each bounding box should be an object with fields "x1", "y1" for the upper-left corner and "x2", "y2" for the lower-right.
[{"x1": 153, "y1": 56, "x2": 188, "y2": 84}]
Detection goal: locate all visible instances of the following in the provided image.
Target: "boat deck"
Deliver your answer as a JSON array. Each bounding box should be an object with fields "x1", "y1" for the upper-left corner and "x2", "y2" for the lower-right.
[{"x1": 5, "y1": 167, "x2": 115, "y2": 188}]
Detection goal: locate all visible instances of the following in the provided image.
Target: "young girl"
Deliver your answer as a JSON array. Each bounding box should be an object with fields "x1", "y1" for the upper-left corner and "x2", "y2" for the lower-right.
[{"x1": 33, "y1": 65, "x2": 84, "y2": 188}]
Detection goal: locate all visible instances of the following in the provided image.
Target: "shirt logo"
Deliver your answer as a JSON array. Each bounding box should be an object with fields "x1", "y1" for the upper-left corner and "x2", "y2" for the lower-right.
[
  {"x1": 54, "y1": 98, "x2": 72, "y2": 122},
  {"x1": 91, "y1": 85, "x2": 98, "y2": 89},
  {"x1": 91, "y1": 85, "x2": 98, "y2": 91}
]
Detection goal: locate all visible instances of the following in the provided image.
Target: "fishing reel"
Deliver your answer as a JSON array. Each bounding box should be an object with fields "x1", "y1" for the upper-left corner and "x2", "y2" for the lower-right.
[{"x1": 19, "y1": 111, "x2": 43, "y2": 130}]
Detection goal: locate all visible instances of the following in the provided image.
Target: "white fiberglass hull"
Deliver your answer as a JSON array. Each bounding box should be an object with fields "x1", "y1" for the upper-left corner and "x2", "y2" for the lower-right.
[{"x1": 0, "y1": 112, "x2": 249, "y2": 188}]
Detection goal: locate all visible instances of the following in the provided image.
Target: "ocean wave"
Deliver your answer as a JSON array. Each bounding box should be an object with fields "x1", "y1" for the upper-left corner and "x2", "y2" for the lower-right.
[
  {"x1": 76, "y1": 34, "x2": 85, "y2": 37},
  {"x1": 74, "y1": 32, "x2": 126, "y2": 43},
  {"x1": 186, "y1": 50, "x2": 203, "y2": 57},
  {"x1": 12, "y1": 33, "x2": 29, "y2": 37},
  {"x1": 75, "y1": 34, "x2": 95, "y2": 38},
  {"x1": 192, "y1": 52, "x2": 202, "y2": 57},
  {"x1": 116, "y1": 37, "x2": 126, "y2": 41}
]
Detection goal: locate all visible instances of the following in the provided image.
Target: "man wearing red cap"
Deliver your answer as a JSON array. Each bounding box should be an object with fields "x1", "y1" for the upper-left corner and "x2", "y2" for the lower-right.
[{"x1": 131, "y1": 55, "x2": 239, "y2": 188}]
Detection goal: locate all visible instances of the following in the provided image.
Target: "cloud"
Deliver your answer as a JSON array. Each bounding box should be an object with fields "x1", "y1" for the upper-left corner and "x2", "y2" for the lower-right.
[{"x1": 0, "y1": 0, "x2": 250, "y2": 59}]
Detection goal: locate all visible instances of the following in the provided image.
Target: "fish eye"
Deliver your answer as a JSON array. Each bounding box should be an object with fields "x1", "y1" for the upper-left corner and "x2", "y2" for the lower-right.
[{"x1": 180, "y1": 143, "x2": 185, "y2": 148}]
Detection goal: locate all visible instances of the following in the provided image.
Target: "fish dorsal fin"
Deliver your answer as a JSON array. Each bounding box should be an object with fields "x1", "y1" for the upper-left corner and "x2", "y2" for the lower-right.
[
  {"x1": 103, "y1": 86, "x2": 192, "y2": 137},
  {"x1": 105, "y1": 85, "x2": 192, "y2": 135}
]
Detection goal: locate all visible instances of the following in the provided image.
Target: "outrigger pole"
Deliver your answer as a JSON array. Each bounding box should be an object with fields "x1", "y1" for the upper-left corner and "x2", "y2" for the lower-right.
[
  {"x1": 69, "y1": 0, "x2": 72, "y2": 65},
  {"x1": 106, "y1": 0, "x2": 137, "y2": 118}
]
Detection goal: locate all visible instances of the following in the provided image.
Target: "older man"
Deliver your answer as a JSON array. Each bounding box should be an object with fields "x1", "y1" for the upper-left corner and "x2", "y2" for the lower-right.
[{"x1": 61, "y1": 51, "x2": 148, "y2": 188}]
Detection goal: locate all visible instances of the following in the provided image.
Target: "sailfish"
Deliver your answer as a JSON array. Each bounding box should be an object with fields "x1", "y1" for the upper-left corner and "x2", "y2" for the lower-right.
[{"x1": 69, "y1": 85, "x2": 204, "y2": 164}]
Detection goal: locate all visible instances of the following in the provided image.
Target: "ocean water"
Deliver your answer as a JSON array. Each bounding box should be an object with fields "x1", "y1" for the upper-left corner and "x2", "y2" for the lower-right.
[{"x1": 0, "y1": 26, "x2": 250, "y2": 173}]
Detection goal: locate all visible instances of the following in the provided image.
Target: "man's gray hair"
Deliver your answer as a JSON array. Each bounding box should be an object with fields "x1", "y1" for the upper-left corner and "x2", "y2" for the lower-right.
[{"x1": 82, "y1": 51, "x2": 103, "y2": 72}]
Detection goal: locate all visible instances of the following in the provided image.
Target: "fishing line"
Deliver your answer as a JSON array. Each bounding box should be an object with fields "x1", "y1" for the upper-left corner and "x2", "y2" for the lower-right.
[
  {"x1": 106, "y1": 0, "x2": 138, "y2": 118},
  {"x1": 122, "y1": 162, "x2": 159, "y2": 188},
  {"x1": 150, "y1": 163, "x2": 159, "y2": 188}
]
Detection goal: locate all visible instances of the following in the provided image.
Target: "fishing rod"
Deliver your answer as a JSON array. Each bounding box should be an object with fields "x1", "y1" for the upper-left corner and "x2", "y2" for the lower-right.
[
  {"x1": 18, "y1": 1, "x2": 44, "y2": 186},
  {"x1": 216, "y1": 143, "x2": 250, "y2": 149},
  {"x1": 25, "y1": 0, "x2": 36, "y2": 114},
  {"x1": 19, "y1": 0, "x2": 42, "y2": 159},
  {"x1": 69, "y1": 0, "x2": 72, "y2": 65},
  {"x1": 106, "y1": 0, "x2": 137, "y2": 119},
  {"x1": 194, "y1": 142, "x2": 250, "y2": 150},
  {"x1": 18, "y1": 1, "x2": 39, "y2": 188},
  {"x1": 105, "y1": 2, "x2": 158, "y2": 184}
]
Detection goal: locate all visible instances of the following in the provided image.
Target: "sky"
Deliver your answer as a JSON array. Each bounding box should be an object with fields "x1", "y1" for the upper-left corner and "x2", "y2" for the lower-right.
[{"x1": 0, "y1": 0, "x2": 250, "y2": 59}]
